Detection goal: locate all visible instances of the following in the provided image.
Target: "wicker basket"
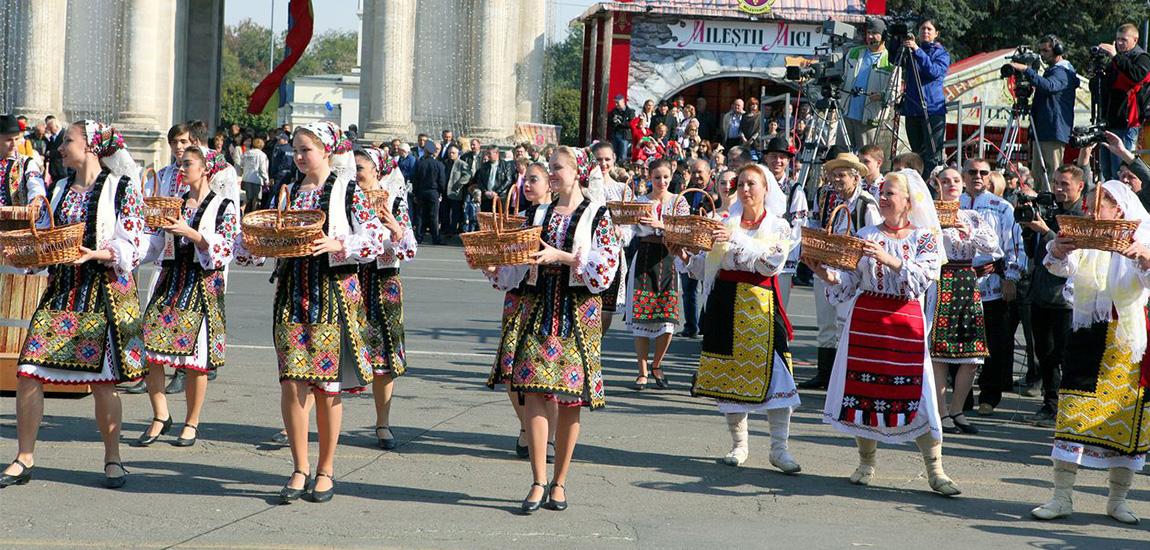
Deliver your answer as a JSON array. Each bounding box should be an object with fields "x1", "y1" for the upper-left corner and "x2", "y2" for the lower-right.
[
  {"x1": 142, "y1": 167, "x2": 184, "y2": 229},
  {"x1": 364, "y1": 187, "x2": 390, "y2": 214},
  {"x1": 479, "y1": 192, "x2": 527, "y2": 231},
  {"x1": 935, "y1": 200, "x2": 960, "y2": 228},
  {"x1": 461, "y1": 195, "x2": 542, "y2": 269},
  {"x1": 664, "y1": 189, "x2": 724, "y2": 251},
  {"x1": 241, "y1": 185, "x2": 327, "y2": 258},
  {"x1": 1055, "y1": 186, "x2": 1140, "y2": 253},
  {"x1": 0, "y1": 195, "x2": 84, "y2": 268},
  {"x1": 800, "y1": 204, "x2": 867, "y2": 271},
  {"x1": 0, "y1": 204, "x2": 37, "y2": 232},
  {"x1": 606, "y1": 181, "x2": 649, "y2": 225}
]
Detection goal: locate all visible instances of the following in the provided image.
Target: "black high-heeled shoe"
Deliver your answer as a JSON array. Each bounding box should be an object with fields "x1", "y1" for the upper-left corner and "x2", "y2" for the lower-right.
[
  {"x1": 307, "y1": 472, "x2": 335, "y2": 503},
  {"x1": 652, "y1": 368, "x2": 669, "y2": 389},
  {"x1": 135, "y1": 416, "x2": 172, "y2": 447},
  {"x1": 520, "y1": 482, "x2": 547, "y2": 514},
  {"x1": 279, "y1": 470, "x2": 310, "y2": 504},
  {"x1": 0, "y1": 459, "x2": 33, "y2": 488},
  {"x1": 375, "y1": 426, "x2": 397, "y2": 450},
  {"x1": 103, "y1": 462, "x2": 128, "y2": 489},
  {"x1": 173, "y1": 424, "x2": 198, "y2": 447},
  {"x1": 543, "y1": 482, "x2": 568, "y2": 511}
]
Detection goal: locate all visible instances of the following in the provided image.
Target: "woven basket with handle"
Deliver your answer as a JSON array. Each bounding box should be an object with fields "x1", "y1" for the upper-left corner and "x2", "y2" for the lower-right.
[
  {"x1": 935, "y1": 200, "x2": 959, "y2": 228},
  {"x1": 364, "y1": 187, "x2": 390, "y2": 214},
  {"x1": 142, "y1": 167, "x2": 184, "y2": 229},
  {"x1": 800, "y1": 204, "x2": 867, "y2": 271},
  {"x1": 461, "y1": 193, "x2": 542, "y2": 268},
  {"x1": 606, "y1": 180, "x2": 649, "y2": 225},
  {"x1": 479, "y1": 191, "x2": 527, "y2": 231},
  {"x1": 1056, "y1": 186, "x2": 1140, "y2": 253},
  {"x1": 0, "y1": 195, "x2": 84, "y2": 268},
  {"x1": 241, "y1": 185, "x2": 327, "y2": 258},
  {"x1": 664, "y1": 189, "x2": 724, "y2": 251}
]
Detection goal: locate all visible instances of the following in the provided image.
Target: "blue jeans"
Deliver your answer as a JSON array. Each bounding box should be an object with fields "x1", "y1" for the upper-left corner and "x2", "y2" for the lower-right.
[
  {"x1": 463, "y1": 200, "x2": 478, "y2": 232},
  {"x1": 612, "y1": 131, "x2": 631, "y2": 162},
  {"x1": 680, "y1": 273, "x2": 699, "y2": 335},
  {"x1": 1100, "y1": 126, "x2": 1140, "y2": 181}
]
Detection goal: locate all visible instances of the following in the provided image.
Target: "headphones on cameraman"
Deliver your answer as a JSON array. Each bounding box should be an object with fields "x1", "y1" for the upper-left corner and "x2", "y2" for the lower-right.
[{"x1": 1043, "y1": 35, "x2": 1064, "y2": 56}]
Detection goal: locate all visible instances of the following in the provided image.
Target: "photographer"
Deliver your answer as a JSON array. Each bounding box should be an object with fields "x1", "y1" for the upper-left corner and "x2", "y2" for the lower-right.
[
  {"x1": 841, "y1": 18, "x2": 895, "y2": 150},
  {"x1": 1009, "y1": 36, "x2": 1080, "y2": 193},
  {"x1": 1019, "y1": 165, "x2": 1085, "y2": 426},
  {"x1": 1097, "y1": 23, "x2": 1150, "y2": 180},
  {"x1": 1076, "y1": 131, "x2": 1150, "y2": 207},
  {"x1": 901, "y1": 19, "x2": 951, "y2": 178}
]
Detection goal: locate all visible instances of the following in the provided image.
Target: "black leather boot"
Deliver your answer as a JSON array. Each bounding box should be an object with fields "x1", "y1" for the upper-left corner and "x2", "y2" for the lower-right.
[{"x1": 798, "y1": 347, "x2": 835, "y2": 390}]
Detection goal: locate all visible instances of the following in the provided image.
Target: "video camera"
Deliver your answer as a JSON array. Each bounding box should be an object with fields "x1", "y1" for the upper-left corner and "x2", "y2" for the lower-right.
[
  {"x1": 1085, "y1": 46, "x2": 1111, "y2": 78},
  {"x1": 882, "y1": 11, "x2": 918, "y2": 60},
  {"x1": 1014, "y1": 191, "x2": 1057, "y2": 224},
  {"x1": 1000, "y1": 46, "x2": 1041, "y2": 78},
  {"x1": 784, "y1": 20, "x2": 855, "y2": 89},
  {"x1": 1069, "y1": 124, "x2": 1107, "y2": 148}
]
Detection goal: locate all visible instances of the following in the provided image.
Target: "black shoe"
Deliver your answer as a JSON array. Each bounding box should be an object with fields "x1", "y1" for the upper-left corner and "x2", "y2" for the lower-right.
[
  {"x1": 376, "y1": 426, "x2": 397, "y2": 450},
  {"x1": 207, "y1": 369, "x2": 218, "y2": 381},
  {"x1": 515, "y1": 430, "x2": 530, "y2": 459},
  {"x1": 676, "y1": 330, "x2": 697, "y2": 339},
  {"x1": 165, "y1": 371, "x2": 185, "y2": 394},
  {"x1": 307, "y1": 473, "x2": 334, "y2": 503},
  {"x1": 546, "y1": 441, "x2": 556, "y2": 464},
  {"x1": 103, "y1": 462, "x2": 128, "y2": 489},
  {"x1": 173, "y1": 424, "x2": 198, "y2": 447},
  {"x1": 941, "y1": 415, "x2": 962, "y2": 435},
  {"x1": 135, "y1": 416, "x2": 173, "y2": 447},
  {"x1": 520, "y1": 482, "x2": 546, "y2": 514},
  {"x1": 270, "y1": 431, "x2": 290, "y2": 446},
  {"x1": 0, "y1": 459, "x2": 32, "y2": 487},
  {"x1": 652, "y1": 368, "x2": 669, "y2": 389},
  {"x1": 123, "y1": 380, "x2": 148, "y2": 394},
  {"x1": 278, "y1": 470, "x2": 310, "y2": 504},
  {"x1": 633, "y1": 376, "x2": 648, "y2": 391},
  {"x1": 799, "y1": 348, "x2": 835, "y2": 390},
  {"x1": 951, "y1": 413, "x2": 980, "y2": 434},
  {"x1": 543, "y1": 482, "x2": 568, "y2": 511},
  {"x1": 797, "y1": 374, "x2": 829, "y2": 390}
]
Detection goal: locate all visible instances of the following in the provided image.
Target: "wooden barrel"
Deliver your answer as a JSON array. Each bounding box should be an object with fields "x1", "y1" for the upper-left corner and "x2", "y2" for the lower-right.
[{"x1": 0, "y1": 271, "x2": 90, "y2": 394}]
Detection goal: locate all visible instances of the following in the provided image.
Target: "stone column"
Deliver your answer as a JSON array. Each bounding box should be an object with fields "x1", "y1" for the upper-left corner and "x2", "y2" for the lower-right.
[
  {"x1": 361, "y1": 0, "x2": 416, "y2": 143},
  {"x1": 116, "y1": 0, "x2": 176, "y2": 168},
  {"x1": 12, "y1": 0, "x2": 68, "y2": 123},
  {"x1": 470, "y1": 0, "x2": 515, "y2": 140},
  {"x1": 515, "y1": 0, "x2": 547, "y2": 123}
]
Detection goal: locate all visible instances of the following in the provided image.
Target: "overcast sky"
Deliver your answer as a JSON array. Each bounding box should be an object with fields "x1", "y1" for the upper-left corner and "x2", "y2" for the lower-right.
[{"x1": 225, "y1": 0, "x2": 599, "y2": 39}]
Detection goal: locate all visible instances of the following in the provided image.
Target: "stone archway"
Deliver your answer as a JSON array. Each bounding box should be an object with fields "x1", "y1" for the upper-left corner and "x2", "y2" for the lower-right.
[{"x1": 625, "y1": 49, "x2": 790, "y2": 108}]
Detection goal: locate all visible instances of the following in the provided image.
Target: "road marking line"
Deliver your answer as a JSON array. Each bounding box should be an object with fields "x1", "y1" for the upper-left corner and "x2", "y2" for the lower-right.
[
  {"x1": 222, "y1": 269, "x2": 486, "y2": 283},
  {"x1": 229, "y1": 344, "x2": 491, "y2": 358}
]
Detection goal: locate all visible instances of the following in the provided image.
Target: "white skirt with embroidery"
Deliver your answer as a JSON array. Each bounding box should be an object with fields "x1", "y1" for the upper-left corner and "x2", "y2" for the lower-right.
[{"x1": 1051, "y1": 440, "x2": 1147, "y2": 470}]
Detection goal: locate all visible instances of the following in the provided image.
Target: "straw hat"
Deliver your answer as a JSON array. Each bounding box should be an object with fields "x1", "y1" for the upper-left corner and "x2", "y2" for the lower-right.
[{"x1": 823, "y1": 152, "x2": 869, "y2": 178}]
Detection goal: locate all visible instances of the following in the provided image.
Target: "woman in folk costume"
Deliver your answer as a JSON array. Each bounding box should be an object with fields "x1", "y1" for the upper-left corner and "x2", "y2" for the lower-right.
[
  {"x1": 625, "y1": 158, "x2": 689, "y2": 390},
  {"x1": 135, "y1": 147, "x2": 239, "y2": 448},
  {"x1": 483, "y1": 146, "x2": 621, "y2": 514},
  {"x1": 811, "y1": 169, "x2": 961, "y2": 496},
  {"x1": 236, "y1": 120, "x2": 385, "y2": 504},
  {"x1": 1032, "y1": 180, "x2": 1150, "y2": 524},
  {"x1": 487, "y1": 162, "x2": 558, "y2": 461},
  {"x1": 585, "y1": 141, "x2": 632, "y2": 333},
  {"x1": 352, "y1": 146, "x2": 417, "y2": 450},
  {"x1": 0, "y1": 121, "x2": 145, "y2": 490},
  {"x1": 928, "y1": 170, "x2": 999, "y2": 435},
  {"x1": 679, "y1": 164, "x2": 801, "y2": 473}
]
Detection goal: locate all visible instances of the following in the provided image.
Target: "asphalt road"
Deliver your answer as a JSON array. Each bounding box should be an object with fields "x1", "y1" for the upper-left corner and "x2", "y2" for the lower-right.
[{"x1": 0, "y1": 243, "x2": 1146, "y2": 549}]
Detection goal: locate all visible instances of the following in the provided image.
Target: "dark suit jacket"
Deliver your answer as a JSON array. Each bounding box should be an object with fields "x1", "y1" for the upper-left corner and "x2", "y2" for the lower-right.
[
  {"x1": 471, "y1": 160, "x2": 515, "y2": 209},
  {"x1": 412, "y1": 156, "x2": 446, "y2": 198},
  {"x1": 45, "y1": 132, "x2": 67, "y2": 182}
]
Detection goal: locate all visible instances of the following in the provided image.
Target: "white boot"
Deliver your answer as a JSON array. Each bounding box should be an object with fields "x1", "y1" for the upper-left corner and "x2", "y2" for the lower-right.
[
  {"x1": 1031, "y1": 460, "x2": 1076, "y2": 520},
  {"x1": 722, "y1": 413, "x2": 749, "y2": 466},
  {"x1": 1106, "y1": 467, "x2": 1139, "y2": 525},
  {"x1": 767, "y1": 408, "x2": 801, "y2": 474},
  {"x1": 915, "y1": 434, "x2": 961, "y2": 496},
  {"x1": 849, "y1": 437, "x2": 877, "y2": 485}
]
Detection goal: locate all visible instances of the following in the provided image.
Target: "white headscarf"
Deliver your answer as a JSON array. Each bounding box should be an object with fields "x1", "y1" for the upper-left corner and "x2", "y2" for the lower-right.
[
  {"x1": 725, "y1": 163, "x2": 785, "y2": 220},
  {"x1": 1067, "y1": 180, "x2": 1150, "y2": 359}
]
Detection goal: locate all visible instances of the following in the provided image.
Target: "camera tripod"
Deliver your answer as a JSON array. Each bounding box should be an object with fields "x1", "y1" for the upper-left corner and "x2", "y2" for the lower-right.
[
  {"x1": 997, "y1": 95, "x2": 1051, "y2": 191},
  {"x1": 875, "y1": 41, "x2": 934, "y2": 168},
  {"x1": 794, "y1": 85, "x2": 853, "y2": 198}
]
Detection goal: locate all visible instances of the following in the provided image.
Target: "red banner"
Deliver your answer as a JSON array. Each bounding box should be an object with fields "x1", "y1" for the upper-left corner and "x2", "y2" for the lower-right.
[{"x1": 247, "y1": 0, "x2": 314, "y2": 115}]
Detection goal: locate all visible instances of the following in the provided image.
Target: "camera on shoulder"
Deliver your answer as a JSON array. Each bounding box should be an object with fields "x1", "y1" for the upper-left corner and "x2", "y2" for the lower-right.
[
  {"x1": 1014, "y1": 191, "x2": 1057, "y2": 224},
  {"x1": 1069, "y1": 124, "x2": 1108, "y2": 148},
  {"x1": 1000, "y1": 46, "x2": 1041, "y2": 78}
]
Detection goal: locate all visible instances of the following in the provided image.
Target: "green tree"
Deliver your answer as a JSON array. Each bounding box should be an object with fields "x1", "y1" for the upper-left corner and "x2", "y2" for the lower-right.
[{"x1": 543, "y1": 26, "x2": 584, "y2": 145}]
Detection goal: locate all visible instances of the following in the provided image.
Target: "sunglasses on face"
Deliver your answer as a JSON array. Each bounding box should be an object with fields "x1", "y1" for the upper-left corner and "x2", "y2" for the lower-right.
[{"x1": 966, "y1": 169, "x2": 990, "y2": 176}]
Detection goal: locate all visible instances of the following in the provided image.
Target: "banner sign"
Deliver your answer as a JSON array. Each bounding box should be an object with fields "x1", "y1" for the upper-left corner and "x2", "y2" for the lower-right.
[
  {"x1": 514, "y1": 122, "x2": 561, "y2": 147},
  {"x1": 658, "y1": 19, "x2": 826, "y2": 55},
  {"x1": 737, "y1": 0, "x2": 776, "y2": 14}
]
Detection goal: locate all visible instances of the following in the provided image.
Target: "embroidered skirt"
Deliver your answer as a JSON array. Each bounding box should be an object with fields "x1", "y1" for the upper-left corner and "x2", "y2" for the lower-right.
[
  {"x1": 360, "y1": 266, "x2": 407, "y2": 377},
  {"x1": 18, "y1": 264, "x2": 145, "y2": 385},
  {"x1": 488, "y1": 287, "x2": 526, "y2": 387},
  {"x1": 503, "y1": 270, "x2": 605, "y2": 409},
  {"x1": 625, "y1": 239, "x2": 678, "y2": 338},
  {"x1": 928, "y1": 262, "x2": 988, "y2": 363},
  {"x1": 1052, "y1": 320, "x2": 1149, "y2": 470},
  {"x1": 823, "y1": 292, "x2": 941, "y2": 444},
  {"x1": 693, "y1": 271, "x2": 799, "y2": 411},
  {"x1": 142, "y1": 262, "x2": 227, "y2": 373},
  {"x1": 272, "y1": 259, "x2": 372, "y2": 394}
]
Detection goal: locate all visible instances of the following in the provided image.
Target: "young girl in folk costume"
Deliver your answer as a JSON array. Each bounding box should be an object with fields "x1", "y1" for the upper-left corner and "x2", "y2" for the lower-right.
[
  {"x1": 811, "y1": 169, "x2": 961, "y2": 496},
  {"x1": 353, "y1": 146, "x2": 417, "y2": 450},
  {"x1": 488, "y1": 162, "x2": 559, "y2": 461},
  {"x1": 134, "y1": 147, "x2": 239, "y2": 448},
  {"x1": 483, "y1": 146, "x2": 621, "y2": 514},
  {"x1": 625, "y1": 158, "x2": 688, "y2": 390},
  {"x1": 0, "y1": 121, "x2": 145, "y2": 490},
  {"x1": 1033, "y1": 180, "x2": 1150, "y2": 524},
  {"x1": 929, "y1": 171, "x2": 999, "y2": 435},
  {"x1": 237, "y1": 120, "x2": 385, "y2": 504},
  {"x1": 585, "y1": 142, "x2": 632, "y2": 333},
  {"x1": 679, "y1": 164, "x2": 802, "y2": 472}
]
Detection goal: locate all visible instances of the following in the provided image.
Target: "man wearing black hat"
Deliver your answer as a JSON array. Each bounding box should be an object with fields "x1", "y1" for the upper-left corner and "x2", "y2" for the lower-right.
[
  {"x1": 0, "y1": 114, "x2": 46, "y2": 208},
  {"x1": 762, "y1": 136, "x2": 806, "y2": 306},
  {"x1": 608, "y1": 95, "x2": 635, "y2": 161},
  {"x1": 841, "y1": 18, "x2": 895, "y2": 150}
]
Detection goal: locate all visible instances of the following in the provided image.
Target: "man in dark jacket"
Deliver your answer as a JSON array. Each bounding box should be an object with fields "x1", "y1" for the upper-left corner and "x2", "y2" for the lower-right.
[
  {"x1": 1011, "y1": 36, "x2": 1080, "y2": 192},
  {"x1": 608, "y1": 95, "x2": 635, "y2": 161},
  {"x1": 900, "y1": 19, "x2": 950, "y2": 178},
  {"x1": 1019, "y1": 164, "x2": 1084, "y2": 426},
  {"x1": 471, "y1": 146, "x2": 514, "y2": 211},
  {"x1": 412, "y1": 142, "x2": 446, "y2": 245},
  {"x1": 1098, "y1": 23, "x2": 1150, "y2": 180}
]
